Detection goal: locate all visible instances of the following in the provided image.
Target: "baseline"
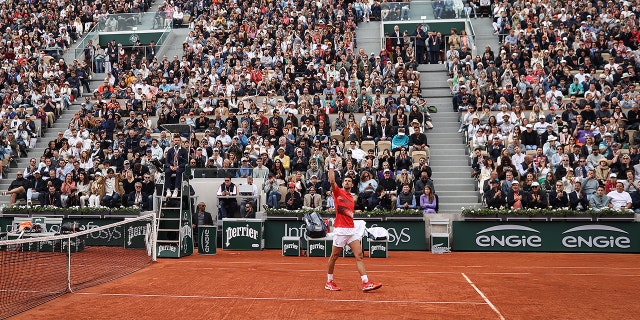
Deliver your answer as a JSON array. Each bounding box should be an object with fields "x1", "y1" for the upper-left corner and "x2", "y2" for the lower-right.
[{"x1": 74, "y1": 291, "x2": 488, "y2": 305}]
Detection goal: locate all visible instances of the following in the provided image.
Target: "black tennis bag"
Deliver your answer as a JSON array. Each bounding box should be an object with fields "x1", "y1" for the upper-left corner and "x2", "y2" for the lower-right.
[
  {"x1": 303, "y1": 212, "x2": 328, "y2": 238},
  {"x1": 61, "y1": 221, "x2": 81, "y2": 234}
]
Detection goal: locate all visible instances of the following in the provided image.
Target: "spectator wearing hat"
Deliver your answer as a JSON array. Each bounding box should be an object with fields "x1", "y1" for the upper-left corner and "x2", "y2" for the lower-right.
[
  {"x1": 599, "y1": 132, "x2": 616, "y2": 158},
  {"x1": 521, "y1": 124, "x2": 539, "y2": 150},
  {"x1": 236, "y1": 157, "x2": 253, "y2": 178},
  {"x1": 525, "y1": 181, "x2": 548, "y2": 209},
  {"x1": 485, "y1": 178, "x2": 506, "y2": 208},
  {"x1": 507, "y1": 180, "x2": 527, "y2": 209},
  {"x1": 284, "y1": 182, "x2": 302, "y2": 210}
]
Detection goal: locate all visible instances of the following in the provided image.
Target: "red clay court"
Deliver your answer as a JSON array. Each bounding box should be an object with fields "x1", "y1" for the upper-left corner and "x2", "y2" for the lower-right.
[{"x1": 11, "y1": 250, "x2": 640, "y2": 319}]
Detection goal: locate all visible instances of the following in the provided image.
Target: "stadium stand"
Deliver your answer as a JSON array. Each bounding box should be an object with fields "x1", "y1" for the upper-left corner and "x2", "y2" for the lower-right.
[
  {"x1": 457, "y1": 0, "x2": 640, "y2": 211},
  {"x1": 0, "y1": 0, "x2": 439, "y2": 215}
]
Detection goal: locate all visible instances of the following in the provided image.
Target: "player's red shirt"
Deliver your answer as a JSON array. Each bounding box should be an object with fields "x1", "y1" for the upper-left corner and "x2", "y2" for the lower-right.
[{"x1": 332, "y1": 184, "x2": 354, "y2": 228}]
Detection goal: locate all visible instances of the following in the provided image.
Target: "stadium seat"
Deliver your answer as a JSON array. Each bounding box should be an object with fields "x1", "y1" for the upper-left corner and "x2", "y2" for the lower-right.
[
  {"x1": 628, "y1": 130, "x2": 636, "y2": 146},
  {"x1": 360, "y1": 140, "x2": 376, "y2": 154},
  {"x1": 412, "y1": 150, "x2": 428, "y2": 165},
  {"x1": 377, "y1": 140, "x2": 391, "y2": 154},
  {"x1": 330, "y1": 131, "x2": 343, "y2": 142}
]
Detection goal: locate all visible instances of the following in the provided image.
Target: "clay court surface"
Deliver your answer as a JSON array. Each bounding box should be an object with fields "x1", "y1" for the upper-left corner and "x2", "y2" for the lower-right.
[{"x1": 11, "y1": 250, "x2": 640, "y2": 319}]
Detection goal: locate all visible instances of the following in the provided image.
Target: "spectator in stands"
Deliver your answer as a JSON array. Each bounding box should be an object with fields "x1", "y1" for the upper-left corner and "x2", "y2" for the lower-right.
[
  {"x1": 262, "y1": 174, "x2": 281, "y2": 210},
  {"x1": 590, "y1": 186, "x2": 610, "y2": 211},
  {"x1": 26, "y1": 172, "x2": 47, "y2": 206},
  {"x1": 39, "y1": 185, "x2": 62, "y2": 207},
  {"x1": 284, "y1": 182, "x2": 302, "y2": 210},
  {"x1": 419, "y1": 186, "x2": 437, "y2": 213},
  {"x1": 102, "y1": 169, "x2": 123, "y2": 208},
  {"x1": 569, "y1": 181, "x2": 589, "y2": 211},
  {"x1": 485, "y1": 178, "x2": 505, "y2": 208},
  {"x1": 396, "y1": 184, "x2": 416, "y2": 210},
  {"x1": 608, "y1": 181, "x2": 632, "y2": 211},
  {"x1": 127, "y1": 182, "x2": 149, "y2": 211},
  {"x1": 506, "y1": 181, "x2": 526, "y2": 209},
  {"x1": 525, "y1": 182, "x2": 548, "y2": 209},
  {"x1": 303, "y1": 186, "x2": 323, "y2": 210},
  {"x1": 5, "y1": 172, "x2": 29, "y2": 206}
]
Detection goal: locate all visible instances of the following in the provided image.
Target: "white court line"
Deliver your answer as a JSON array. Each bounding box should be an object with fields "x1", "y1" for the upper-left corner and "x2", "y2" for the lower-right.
[
  {"x1": 73, "y1": 292, "x2": 487, "y2": 305},
  {"x1": 152, "y1": 265, "x2": 640, "y2": 277},
  {"x1": 173, "y1": 260, "x2": 640, "y2": 271},
  {"x1": 461, "y1": 273, "x2": 505, "y2": 320}
]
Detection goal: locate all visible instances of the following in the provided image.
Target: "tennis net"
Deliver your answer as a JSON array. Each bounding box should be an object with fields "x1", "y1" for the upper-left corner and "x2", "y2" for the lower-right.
[{"x1": 0, "y1": 212, "x2": 156, "y2": 319}]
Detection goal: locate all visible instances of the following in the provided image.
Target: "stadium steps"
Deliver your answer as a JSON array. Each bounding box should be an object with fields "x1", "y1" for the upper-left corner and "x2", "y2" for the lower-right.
[
  {"x1": 0, "y1": 101, "x2": 85, "y2": 202},
  {"x1": 470, "y1": 17, "x2": 501, "y2": 55},
  {"x1": 355, "y1": 21, "x2": 382, "y2": 56},
  {"x1": 420, "y1": 63, "x2": 482, "y2": 213}
]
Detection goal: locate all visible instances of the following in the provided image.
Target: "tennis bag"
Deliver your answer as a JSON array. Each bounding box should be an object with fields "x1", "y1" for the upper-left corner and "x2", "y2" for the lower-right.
[
  {"x1": 303, "y1": 212, "x2": 328, "y2": 238},
  {"x1": 61, "y1": 221, "x2": 81, "y2": 234}
]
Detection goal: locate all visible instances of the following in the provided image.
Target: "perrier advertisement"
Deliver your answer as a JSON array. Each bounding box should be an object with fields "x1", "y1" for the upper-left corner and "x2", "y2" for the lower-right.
[{"x1": 222, "y1": 219, "x2": 264, "y2": 250}]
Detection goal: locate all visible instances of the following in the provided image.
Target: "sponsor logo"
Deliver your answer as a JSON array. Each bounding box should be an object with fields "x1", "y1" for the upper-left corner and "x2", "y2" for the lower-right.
[
  {"x1": 127, "y1": 225, "x2": 147, "y2": 246},
  {"x1": 309, "y1": 243, "x2": 325, "y2": 251},
  {"x1": 475, "y1": 225, "x2": 542, "y2": 248},
  {"x1": 370, "y1": 224, "x2": 411, "y2": 246},
  {"x1": 562, "y1": 225, "x2": 631, "y2": 249},
  {"x1": 283, "y1": 243, "x2": 299, "y2": 251},
  {"x1": 201, "y1": 229, "x2": 211, "y2": 252},
  {"x1": 225, "y1": 224, "x2": 259, "y2": 247},
  {"x1": 370, "y1": 244, "x2": 387, "y2": 252},
  {"x1": 158, "y1": 244, "x2": 178, "y2": 253}
]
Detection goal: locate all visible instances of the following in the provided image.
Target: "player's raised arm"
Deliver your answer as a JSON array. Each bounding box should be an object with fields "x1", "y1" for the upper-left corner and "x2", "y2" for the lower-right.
[{"x1": 328, "y1": 157, "x2": 338, "y2": 189}]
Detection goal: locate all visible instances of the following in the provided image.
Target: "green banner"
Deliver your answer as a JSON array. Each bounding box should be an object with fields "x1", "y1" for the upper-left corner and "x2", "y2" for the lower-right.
[
  {"x1": 453, "y1": 222, "x2": 640, "y2": 253},
  {"x1": 123, "y1": 219, "x2": 152, "y2": 249},
  {"x1": 0, "y1": 217, "x2": 11, "y2": 232},
  {"x1": 222, "y1": 219, "x2": 263, "y2": 250},
  {"x1": 264, "y1": 219, "x2": 426, "y2": 250},
  {"x1": 198, "y1": 225, "x2": 217, "y2": 255},
  {"x1": 67, "y1": 218, "x2": 125, "y2": 246}
]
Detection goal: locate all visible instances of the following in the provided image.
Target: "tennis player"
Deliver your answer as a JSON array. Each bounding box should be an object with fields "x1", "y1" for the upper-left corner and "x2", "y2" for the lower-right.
[{"x1": 325, "y1": 158, "x2": 382, "y2": 292}]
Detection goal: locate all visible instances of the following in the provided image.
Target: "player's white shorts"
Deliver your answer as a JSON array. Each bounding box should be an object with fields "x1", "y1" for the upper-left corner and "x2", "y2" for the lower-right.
[{"x1": 332, "y1": 220, "x2": 366, "y2": 248}]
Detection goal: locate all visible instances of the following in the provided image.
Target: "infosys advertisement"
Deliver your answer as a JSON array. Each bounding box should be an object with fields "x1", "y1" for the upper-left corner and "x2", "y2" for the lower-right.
[{"x1": 452, "y1": 222, "x2": 640, "y2": 253}]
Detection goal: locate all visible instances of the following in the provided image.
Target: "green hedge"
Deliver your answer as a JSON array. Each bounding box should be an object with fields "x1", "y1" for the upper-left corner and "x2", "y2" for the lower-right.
[{"x1": 461, "y1": 207, "x2": 632, "y2": 217}]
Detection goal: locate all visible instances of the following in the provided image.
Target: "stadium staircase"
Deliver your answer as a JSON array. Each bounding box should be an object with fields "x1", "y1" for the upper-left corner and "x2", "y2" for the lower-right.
[
  {"x1": 156, "y1": 170, "x2": 194, "y2": 258},
  {"x1": 355, "y1": 11, "x2": 484, "y2": 213},
  {"x1": 419, "y1": 64, "x2": 480, "y2": 212},
  {"x1": 0, "y1": 85, "x2": 86, "y2": 205}
]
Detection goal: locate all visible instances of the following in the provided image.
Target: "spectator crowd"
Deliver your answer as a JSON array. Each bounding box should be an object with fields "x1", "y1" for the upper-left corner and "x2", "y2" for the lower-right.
[
  {"x1": 4, "y1": 0, "x2": 439, "y2": 216},
  {"x1": 449, "y1": 0, "x2": 640, "y2": 212}
]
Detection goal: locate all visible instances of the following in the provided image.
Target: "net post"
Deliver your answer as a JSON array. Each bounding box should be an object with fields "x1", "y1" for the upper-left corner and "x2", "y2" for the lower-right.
[{"x1": 67, "y1": 234, "x2": 73, "y2": 293}]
